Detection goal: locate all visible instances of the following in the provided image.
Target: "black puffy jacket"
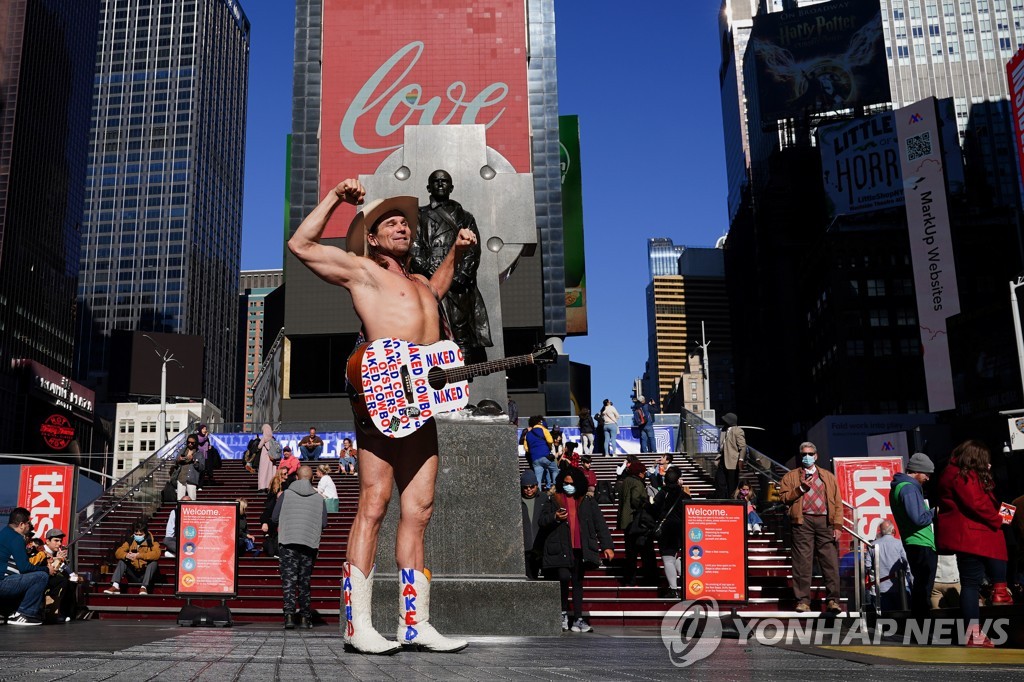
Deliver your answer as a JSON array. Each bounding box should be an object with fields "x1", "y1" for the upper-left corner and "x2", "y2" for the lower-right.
[{"x1": 539, "y1": 493, "x2": 613, "y2": 569}]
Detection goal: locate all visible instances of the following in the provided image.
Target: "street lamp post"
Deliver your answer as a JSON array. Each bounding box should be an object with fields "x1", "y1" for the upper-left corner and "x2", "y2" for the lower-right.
[
  {"x1": 143, "y1": 334, "x2": 183, "y2": 445},
  {"x1": 1010, "y1": 278, "x2": 1024, "y2": 401},
  {"x1": 697, "y1": 321, "x2": 711, "y2": 414}
]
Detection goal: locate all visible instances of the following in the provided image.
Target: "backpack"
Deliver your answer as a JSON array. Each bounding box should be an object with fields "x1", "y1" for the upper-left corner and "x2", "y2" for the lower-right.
[
  {"x1": 633, "y1": 407, "x2": 647, "y2": 426},
  {"x1": 267, "y1": 438, "x2": 282, "y2": 461},
  {"x1": 595, "y1": 480, "x2": 615, "y2": 504}
]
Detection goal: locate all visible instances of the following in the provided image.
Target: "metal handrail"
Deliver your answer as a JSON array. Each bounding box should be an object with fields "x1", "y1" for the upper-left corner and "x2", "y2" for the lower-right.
[
  {"x1": 70, "y1": 422, "x2": 195, "y2": 551},
  {"x1": 841, "y1": 499, "x2": 881, "y2": 614}
]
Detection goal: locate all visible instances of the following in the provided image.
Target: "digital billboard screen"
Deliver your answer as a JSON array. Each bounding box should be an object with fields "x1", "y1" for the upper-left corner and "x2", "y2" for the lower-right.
[{"x1": 750, "y1": 0, "x2": 889, "y2": 122}]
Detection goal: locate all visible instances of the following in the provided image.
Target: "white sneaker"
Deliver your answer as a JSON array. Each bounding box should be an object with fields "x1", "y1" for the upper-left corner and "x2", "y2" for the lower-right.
[
  {"x1": 570, "y1": 618, "x2": 592, "y2": 633},
  {"x1": 747, "y1": 524, "x2": 753, "y2": 533},
  {"x1": 164, "y1": 551, "x2": 175, "y2": 558},
  {"x1": 753, "y1": 524, "x2": 762, "y2": 534},
  {"x1": 561, "y1": 611, "x2": 569, "y2": 631}
]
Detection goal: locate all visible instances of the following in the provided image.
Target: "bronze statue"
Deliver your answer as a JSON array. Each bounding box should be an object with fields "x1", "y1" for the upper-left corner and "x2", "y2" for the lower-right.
[{"x1": 410, "y1": 170, "x2": 492, "y2": 361}]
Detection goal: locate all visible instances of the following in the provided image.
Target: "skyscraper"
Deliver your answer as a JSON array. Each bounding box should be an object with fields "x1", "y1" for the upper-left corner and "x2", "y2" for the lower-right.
[
  {"x1": 76, "y1": 0, "x2": 250, "y2": 419},
  {"x1": 643, "y1": 239, "x2": 733, "y2": 411},
  {"x1": 238, "y1": 269, "x2": 282, "y2": 427},
  {"x1": 0, "y1": 0, "x2": 100, "y2": 452}
]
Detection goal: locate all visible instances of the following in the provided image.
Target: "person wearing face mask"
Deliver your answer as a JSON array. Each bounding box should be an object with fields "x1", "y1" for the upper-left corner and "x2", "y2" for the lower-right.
[
  {"x1": 102, "y1": 521, "x2": 161, "y2": 595},
  {"x1": 734, "y1": 483, "x2": 763, "y2": 534},
  {"x1": 174, "y1": 435, "x2": 206, "y2": 500},
  {"x1": 779, "y1": 441, "x2": 844, "y2": 614},
  {"x1": 540, "y1": 466, "x2": 614, "y2": 633}
]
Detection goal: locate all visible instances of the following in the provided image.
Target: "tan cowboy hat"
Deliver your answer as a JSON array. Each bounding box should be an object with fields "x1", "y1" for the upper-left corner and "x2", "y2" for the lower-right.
[{"x1": 346, "y1": 196, "x2": 419, "y2": 256}]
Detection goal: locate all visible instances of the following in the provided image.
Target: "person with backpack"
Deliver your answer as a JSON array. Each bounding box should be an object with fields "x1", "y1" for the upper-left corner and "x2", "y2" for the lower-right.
[
  {"x1": 632, "y1": 397, "x2": 655, "y2": 453},
  {"x1": 257, "y1": 423, "x2": 281, "y2": 493},
  {"x1": 524, "y1": 416, "x2": 558, "y2": 491}
]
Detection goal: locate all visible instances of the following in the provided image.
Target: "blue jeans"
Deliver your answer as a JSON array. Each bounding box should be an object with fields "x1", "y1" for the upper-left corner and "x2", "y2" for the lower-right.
[
  {"x1": 0, "y1": 571, "x2": 48, "y2": 618},
  {"x1": 532, "y1": 456, "x2": 559, "y2": 490},
  {"x1": 302, "y1": 445, "x2": 323, "y2": 459},
  {"x1": 340, "y1": 456, "x2": 357, "y2": 473},
  {"x1": 956, "y1": 552, "x2": 1007, "y2": 623},
  {"x1": 602, "y1": 424, "x2": 618, "y2": 455},
  {"x1": 639, "y1": 425, "x2": 655, "y2": 453}
]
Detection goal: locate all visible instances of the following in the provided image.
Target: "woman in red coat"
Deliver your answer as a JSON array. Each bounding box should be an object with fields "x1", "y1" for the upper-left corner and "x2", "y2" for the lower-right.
[{"x1": 935, "y1": 440, "x2": 1011, "y2": 647}]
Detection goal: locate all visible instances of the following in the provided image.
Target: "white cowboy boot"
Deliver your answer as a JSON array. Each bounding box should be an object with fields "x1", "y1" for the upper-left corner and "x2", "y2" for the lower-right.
[
  {"x1": 397, "y1": 568, "x2": 468, "y2": 652},
  {"x1": 342, "y1": 563, "x2": 400, "y2": 655}
]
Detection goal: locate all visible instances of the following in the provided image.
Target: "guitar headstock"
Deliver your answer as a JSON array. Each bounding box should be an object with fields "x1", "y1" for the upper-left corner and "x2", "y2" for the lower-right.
[{"x1": 531, "y1": 344, "x2": 558, "y2": 365}]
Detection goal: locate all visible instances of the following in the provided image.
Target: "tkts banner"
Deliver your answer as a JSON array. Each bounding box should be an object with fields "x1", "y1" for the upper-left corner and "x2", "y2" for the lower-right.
[
  {"x1": 833, "y1": 456, "x2": 903, "y2": 541},
  {"x1": 895, "y1": 97, "x2": 961, "y2": 412},
  {"x1": 749, "y1": 0, "x2": 889, "y2": 122},
  {"x1": 320, "y1": 0, "x2": 530, "y2": 238},
  {"x1": 18, "y1": 465, "x2": 76, "y2": 540}
]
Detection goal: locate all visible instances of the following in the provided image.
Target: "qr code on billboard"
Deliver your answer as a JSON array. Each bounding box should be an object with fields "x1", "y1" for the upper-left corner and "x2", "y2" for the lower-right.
[{"x1": 906, "y1": 131, "x2": 932, "y2": 161}]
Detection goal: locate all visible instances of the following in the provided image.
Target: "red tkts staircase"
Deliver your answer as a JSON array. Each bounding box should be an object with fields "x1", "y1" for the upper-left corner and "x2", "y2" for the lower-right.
[{"x1": 76, "y1": 454, "x2": 834, "y2": 626}]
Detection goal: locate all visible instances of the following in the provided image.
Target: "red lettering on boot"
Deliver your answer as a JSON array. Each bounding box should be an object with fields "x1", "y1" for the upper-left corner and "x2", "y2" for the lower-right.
[
  {"x1": 405, "y1": 611, "x2": 417, "y2": 625},
  {"x1": 402, "y1": 584, "x2": 417, "y2": 597}
]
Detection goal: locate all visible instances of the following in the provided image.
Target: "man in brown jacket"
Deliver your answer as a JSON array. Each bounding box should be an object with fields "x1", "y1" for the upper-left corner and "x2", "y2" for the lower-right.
[
  {"x1": 102, "y1": 521, "x2": 161, "y2": 595},
  {"x1": 779, "y1": 441, "x2": 844, "y2": 614}
]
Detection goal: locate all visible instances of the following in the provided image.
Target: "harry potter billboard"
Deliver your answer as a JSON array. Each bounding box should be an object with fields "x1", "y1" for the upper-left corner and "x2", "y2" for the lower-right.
[{"x1": 750, "y1": 0, "x2": 889, "y2": 122}]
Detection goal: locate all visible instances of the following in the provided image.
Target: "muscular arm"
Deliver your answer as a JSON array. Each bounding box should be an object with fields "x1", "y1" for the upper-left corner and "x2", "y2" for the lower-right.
[
  {"x1": 426, "y1": 228, "x2": 477, "y2": 299},
  {"x1": 287, "y1": 179, "x2": 368, "y2": 288}
]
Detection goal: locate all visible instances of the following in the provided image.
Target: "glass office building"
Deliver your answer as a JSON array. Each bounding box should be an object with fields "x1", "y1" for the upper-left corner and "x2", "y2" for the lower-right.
[
  {"x1": 76, "y1": 0, "x2": 250, "y2": 418},
  {"x1": 0, "y1": 0, "x2": 100, "y2": 451}
]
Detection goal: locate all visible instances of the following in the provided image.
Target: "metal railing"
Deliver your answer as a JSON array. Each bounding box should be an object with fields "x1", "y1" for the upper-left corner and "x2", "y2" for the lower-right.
[{"x1": 70, "y1": 424, "x2": 195, "y2": 562}]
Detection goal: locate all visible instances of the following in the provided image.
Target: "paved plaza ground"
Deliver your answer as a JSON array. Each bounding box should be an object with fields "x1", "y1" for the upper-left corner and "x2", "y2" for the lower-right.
[{"x1": 1, "y1": 621, "x2": 1023, "y2": 681}]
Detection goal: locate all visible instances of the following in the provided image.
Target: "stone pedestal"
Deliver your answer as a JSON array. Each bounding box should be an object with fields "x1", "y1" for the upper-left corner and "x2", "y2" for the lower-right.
[{"x1": 342, "y1": 417, "x2": 561, "y2": 635}]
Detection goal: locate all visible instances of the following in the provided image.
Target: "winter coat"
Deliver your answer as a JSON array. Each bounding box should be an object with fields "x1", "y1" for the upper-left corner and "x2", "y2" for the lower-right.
[
  {"x1": 174, "y1": 448, "x2": 205, "y2": 485},
  {"x1": 616, "y1": 474, "x2": 647, "y2": 531},
  {"x1": 114, "y1": 532, "x2": 161, "y2": 570},
  {"x1": 935, "y1": 458, "x2": 1007, "y2": 561},
  {"x1": 778, "y1": 466, "x2": 844, "y2": 530},
  {"x1": 539, "y1": 493, "x2": 613, "y2": 569},
  {"x1": 720, "y1": 425, "x2": 746, "y2": 469},
  {"x1": 272, "y1": 478, "x2": 329, "y2": 549}
]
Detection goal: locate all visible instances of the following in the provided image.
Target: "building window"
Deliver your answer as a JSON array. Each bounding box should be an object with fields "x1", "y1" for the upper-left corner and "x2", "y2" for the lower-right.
[
  {"x1": 866, "y1": 279, "x2": 886, "y2": 296},
  {"x1": 847, "y1": 340, "x2": 866, "y2": 357},
  {"x1": 869, "y1": 310, "x2": 890, "y2": 327},
  {"x1": 874, "y1": 339, "x2": 894, "y2": 356},
  {"x1": 896, "y1": 310, "x2": 917, "y2": 326}
]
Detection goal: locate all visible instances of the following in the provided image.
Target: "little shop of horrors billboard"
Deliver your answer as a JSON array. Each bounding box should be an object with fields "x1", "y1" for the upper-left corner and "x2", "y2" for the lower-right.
[
  {"x1": 749, "y1": 0, "x2": 889, "y2": 122},
  {"x1": 319, "y1": 0, "x2": 530, "y2": 238},
  {"x1": 817, "y1": 99, "x2": 964, "y2": 218}
]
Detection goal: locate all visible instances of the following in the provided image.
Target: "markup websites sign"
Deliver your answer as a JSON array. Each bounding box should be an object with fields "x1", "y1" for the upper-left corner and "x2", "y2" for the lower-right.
[{"x1": 895, "y1": 97, "x2": 960, "y2": 413}]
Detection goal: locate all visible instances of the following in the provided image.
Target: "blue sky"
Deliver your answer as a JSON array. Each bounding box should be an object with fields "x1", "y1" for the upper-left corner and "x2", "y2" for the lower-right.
[{"x1": 240, "y1": 1, "x2": 729, "y2": 413}]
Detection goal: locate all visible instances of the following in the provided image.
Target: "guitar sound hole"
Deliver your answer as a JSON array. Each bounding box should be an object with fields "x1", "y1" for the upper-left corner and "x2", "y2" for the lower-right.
[{"x1": 427, "y1": 366, "x2": 447, "y2": 390}]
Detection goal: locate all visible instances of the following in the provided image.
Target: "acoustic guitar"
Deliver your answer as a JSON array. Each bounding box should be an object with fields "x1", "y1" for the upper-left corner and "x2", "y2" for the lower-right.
[{"x1": 347, "y1": 338, "x2": 557, "y2": 438}]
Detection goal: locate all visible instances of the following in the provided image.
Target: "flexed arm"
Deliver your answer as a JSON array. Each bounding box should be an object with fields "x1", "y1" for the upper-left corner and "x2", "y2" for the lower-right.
[
  {"x1": 426, "y1": 228, "x2": 477, "y2": 299},
  {"x1": 288, "y1": 179, "x2": 368, "y2": 288}
]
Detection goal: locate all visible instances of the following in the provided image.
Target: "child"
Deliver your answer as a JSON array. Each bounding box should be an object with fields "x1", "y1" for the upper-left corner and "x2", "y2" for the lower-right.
[{"x1": 735, "y1": 483, "x2": 763, "y2": 534}]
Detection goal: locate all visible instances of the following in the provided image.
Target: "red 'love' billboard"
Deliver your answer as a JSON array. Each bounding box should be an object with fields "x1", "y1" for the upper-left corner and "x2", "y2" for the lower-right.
[{"x1": 319, "y1": 0, "x2": 531, "y2": 237}]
